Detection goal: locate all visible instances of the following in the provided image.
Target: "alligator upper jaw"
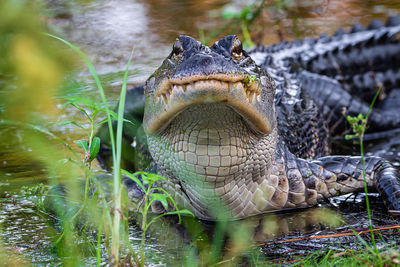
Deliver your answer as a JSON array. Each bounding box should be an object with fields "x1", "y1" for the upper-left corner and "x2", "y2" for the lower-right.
[{"x1": 143, "y1": 75, "x2": 272, "y2": 135}]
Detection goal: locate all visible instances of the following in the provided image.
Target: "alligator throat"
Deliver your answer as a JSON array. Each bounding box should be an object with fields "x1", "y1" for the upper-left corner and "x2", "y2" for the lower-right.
[{"x1": 147, "y1": 103, "x2": 278, "y2": 217}]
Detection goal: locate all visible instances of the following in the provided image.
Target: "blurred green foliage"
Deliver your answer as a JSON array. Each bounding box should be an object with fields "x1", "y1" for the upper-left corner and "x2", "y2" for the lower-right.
[
  {"x1": 0, "y1": 0, "x2": 82, "y2": 216},
  {"x1": 0, "y1": 0, "x2": 77, "y2": 123},
  {"x1": 0, "y1": 1, "x2": 89, "y2": 264}
]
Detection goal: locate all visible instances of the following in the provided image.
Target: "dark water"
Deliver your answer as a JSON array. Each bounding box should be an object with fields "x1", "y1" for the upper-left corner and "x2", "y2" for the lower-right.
[{"x1": 1, "y1": 0, "x2": 400, "y2": 264}]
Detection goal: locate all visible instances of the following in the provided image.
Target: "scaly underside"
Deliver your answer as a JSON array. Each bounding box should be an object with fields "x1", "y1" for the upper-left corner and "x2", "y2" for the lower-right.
[{"x1": 147, "y1": 102, "x2": 279, "y2": 218}]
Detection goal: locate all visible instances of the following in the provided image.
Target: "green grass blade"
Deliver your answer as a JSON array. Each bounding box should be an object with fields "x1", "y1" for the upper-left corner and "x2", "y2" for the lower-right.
[
  {"x1": 45, "y1": 33, "x2": 117, "y2": 166},
  {"x1": 115, "y1": 47, "x2": 134, "y2": 185},
  {"x1": 365, "y1": 86, "x2": 382, "y2": 119},
  {"x1": 96, "y1": 210, "x2": 105, "y2": 267},
  {"x1": 111, "y1": 47, "x2": 135, "y2": 263},
  {"x1": 46, "y1": 33, "x2": 136, "y2": 264}
]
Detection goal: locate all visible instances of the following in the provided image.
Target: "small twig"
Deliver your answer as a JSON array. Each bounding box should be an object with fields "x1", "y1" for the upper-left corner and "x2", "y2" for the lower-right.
[{"x1": 226, "y1": 225, "x2": 400, "y2": 251}]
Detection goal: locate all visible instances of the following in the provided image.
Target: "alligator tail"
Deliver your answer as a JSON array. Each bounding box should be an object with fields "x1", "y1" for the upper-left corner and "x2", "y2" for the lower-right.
[
  {"x1": 298, "y1": 71, "x2": 400, "y2": 134},
  {"x1": 256, "y1": 16, "x2": 400, "y2": 136},
  {"x1": 374, "y1": 161, "x2": 400, "y2": 210}
]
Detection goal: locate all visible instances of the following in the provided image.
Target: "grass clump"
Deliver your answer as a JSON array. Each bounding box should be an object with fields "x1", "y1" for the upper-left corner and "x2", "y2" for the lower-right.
[{"x1": 290, "y1": 247, "x2": 400, "y2": 266}]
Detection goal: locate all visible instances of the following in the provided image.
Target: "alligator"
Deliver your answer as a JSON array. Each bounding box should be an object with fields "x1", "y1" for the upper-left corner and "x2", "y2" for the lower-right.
[{"x1": 98, "y1": 17, "x2": 400, "y2": 220}]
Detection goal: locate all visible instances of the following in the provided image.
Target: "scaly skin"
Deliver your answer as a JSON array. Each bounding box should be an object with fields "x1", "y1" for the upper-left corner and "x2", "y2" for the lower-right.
[
  {"x1": 253, "y1": 17, "x2": 400, "y2": 136},
  {"x1": 140, "y1": 31, "x2": 400, "y2": 220}
]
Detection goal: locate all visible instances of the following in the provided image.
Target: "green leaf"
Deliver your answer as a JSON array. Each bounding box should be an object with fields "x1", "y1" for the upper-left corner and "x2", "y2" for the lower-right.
[
  {"x1": 56, "y1": 120, "x2": 85, "y2": 130},
  {"x1": 66, "y1": 96, "x2": 100, "y2": 110},
  {"x1": 74, "y1": 139, "x2": 88, "y2": 152},
  {"x1": 150, "y1": 193, "x2": 169, "y2": 210},
  {"x1": 66, "y1": 102, "x2": 93, "y2": 121},
  {"x1": 122, "y1": 170, "x2": 145, "y2": 192},
  {"x1": 345, "y1": 134, "x2": 358, "y2": 140},
  {"x1": 140, "y1": 173, "x2": 150, "y2": 185},
  {"x1": 132, "y1": 171, "x2": 148, "y2": 176},
  {"x1": 122, "y1": 118, "x2": 135, "y2": 126},
  {"x1": 147, "y1": 173, "x2": 166, "y2": 183},
  {"x1": 56, "y1": 121, "x2": 73, "y2": 126},
  {"x1": 45, "y1": 33, "x2": 117, "y2": 164},
  {"x1": 89, "y1": 137, "x2": 101, "y2": 161},
  {"x1": 132, "y1": 171, "x2": 166, "y2": 185},
  {"x1": 96, "y1": 113, "x2": 134, "y2": 125},
  {"x1": 108, "y1": 110, "x2": 119, "y2": 120},
  {"x1": 165, "y1": 209, "x2": 195, "y2": 217},
  {"x1": 95, "y1": 118, "x2": 109, "y2": 128}
]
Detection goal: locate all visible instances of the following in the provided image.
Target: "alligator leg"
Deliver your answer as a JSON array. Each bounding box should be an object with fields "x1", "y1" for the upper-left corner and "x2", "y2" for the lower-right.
[
  {"x1": 171, "y1": 143, "x2": 400, "y2": 219},
  {"x1": 283, "y1": 147, "x2": 400, "y2": 211}
]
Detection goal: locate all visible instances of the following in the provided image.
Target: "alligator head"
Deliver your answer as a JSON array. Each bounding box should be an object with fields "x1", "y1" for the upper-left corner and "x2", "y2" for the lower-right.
[{"x1": 143, "y1": 35, "x2": 277, "y2": 219}]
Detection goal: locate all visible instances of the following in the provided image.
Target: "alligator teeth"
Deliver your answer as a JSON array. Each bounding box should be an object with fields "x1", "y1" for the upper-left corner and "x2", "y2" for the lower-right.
[
  {"x1": 245, "y1": 89, "x2": 251, "y2": 99},
  {"x1": 157, "y1": 79, "x2": 262, "y2": 104},
  {"x1": 228, "y1": 82, "x2": 234, "y2": 91},
  {"x1": 244, "y1": 89, "x2": 253, "y2": 102},
  {"x1": 162, "y1": 94, "x2": 168, "y2": 104},
  {"x1": 243, "y1": 81, "x2": 262, "y2": 103},
  {"x1": 187, "y1": 82, "x2": 194, "y2": 91},
  {"x1": 175, "y1": 84, "x2": 186, "y2": 92},
  {"x1": 249, "y1": 92, "x2": 255, "y2": 103}
]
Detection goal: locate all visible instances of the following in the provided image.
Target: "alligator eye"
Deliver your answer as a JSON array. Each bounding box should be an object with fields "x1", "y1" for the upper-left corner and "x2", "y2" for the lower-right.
[
  {"x1": 231, "y1": 37, "x2": 244, "y2": 61},
  {"x1": 172, "y1": 38, "x2": 183, "y2": 58}
]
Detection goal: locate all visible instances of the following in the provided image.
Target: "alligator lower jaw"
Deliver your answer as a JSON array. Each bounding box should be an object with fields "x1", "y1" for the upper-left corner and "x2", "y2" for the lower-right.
[
  {"x1": 147, "y1": 103, "x2": 261, "y2": 186},
  {"x1": 143, "y1": 79, "x2": 272, "y2": 135}
]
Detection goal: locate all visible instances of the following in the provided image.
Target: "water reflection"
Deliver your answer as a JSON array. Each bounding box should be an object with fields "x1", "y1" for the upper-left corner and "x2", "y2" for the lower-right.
[
  {"x1": 147, "y1": 199, "x2": 398, "y2": 264},
  {"x1": 54, "y1": 0, "x2": 156, "y2": 78},
  {"x1": 47, "y1": 0, "x2": 400, "y2": 82},
  {"x1": 141, "y1": 0, "x2": 229, "y2": 40},
  {"x1": 0, "y1": 127, "x2": 48, "y2": 191},
  {"x1": 0, "y1": 197, "x2": 56, "y2": 263}
]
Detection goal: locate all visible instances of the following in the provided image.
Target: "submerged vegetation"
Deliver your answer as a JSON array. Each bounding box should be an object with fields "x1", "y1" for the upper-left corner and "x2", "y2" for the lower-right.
[{"x1": 0, "y1": 0, "x2": 400, "y2": 266}]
